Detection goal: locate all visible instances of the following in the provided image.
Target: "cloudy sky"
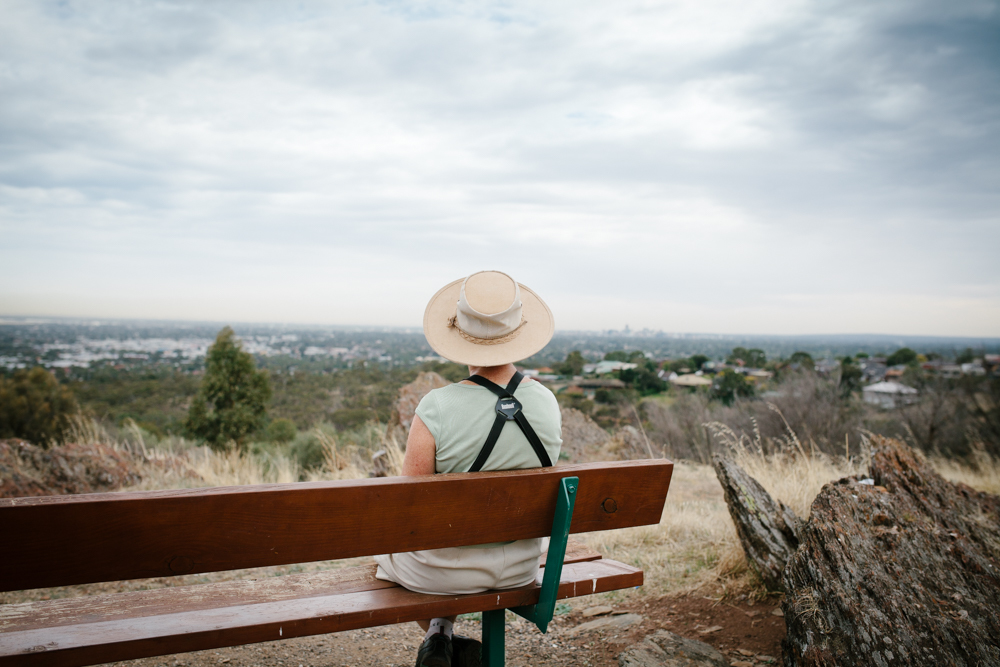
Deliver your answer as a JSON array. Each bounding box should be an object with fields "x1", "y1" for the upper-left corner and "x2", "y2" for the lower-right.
[{"x1": 1, "y1": 1, "x2": 998, "y2": 336}]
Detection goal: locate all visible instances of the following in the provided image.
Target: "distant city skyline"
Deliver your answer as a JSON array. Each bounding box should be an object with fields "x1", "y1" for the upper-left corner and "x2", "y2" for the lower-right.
[{"x1": 2, "y1": 1, "x2": 998, "y2": 336}]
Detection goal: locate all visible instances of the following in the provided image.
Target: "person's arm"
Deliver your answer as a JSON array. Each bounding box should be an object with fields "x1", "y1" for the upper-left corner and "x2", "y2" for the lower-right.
[{"x1": 401, "y1": 414, "x2": 436, "y2": 476}]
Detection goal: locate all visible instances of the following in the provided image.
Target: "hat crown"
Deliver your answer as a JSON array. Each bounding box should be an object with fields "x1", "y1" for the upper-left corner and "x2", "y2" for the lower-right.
[
  {"x1": 464, "y1": 271, "x2": 517, "y2": 314},
  {"x1": 456, "y1": 271, "x2": 522, "y2": 340}
]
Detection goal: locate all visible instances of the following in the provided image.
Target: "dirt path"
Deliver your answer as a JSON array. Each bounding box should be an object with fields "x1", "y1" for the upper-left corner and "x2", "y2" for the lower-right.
[{"x1": 108, "y1": 594, "x2": 784, "y2": 667}]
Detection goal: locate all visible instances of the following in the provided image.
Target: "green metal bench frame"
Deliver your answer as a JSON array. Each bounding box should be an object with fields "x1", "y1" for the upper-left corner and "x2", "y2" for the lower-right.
[{"x1": 481, "y1": 475, "x2": 578, "y2": 667}]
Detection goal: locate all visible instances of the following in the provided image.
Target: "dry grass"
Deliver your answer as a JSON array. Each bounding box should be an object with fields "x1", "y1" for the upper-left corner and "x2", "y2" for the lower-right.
[
  {"x1": 578, "y1": 448, "x2": 861, "y2": 602},
  {"x1": 94, "y1": 418, "x2": 408, "y2": 491},
  {"x1": 931, "y1": 443, "x2": 1000, "y2": 495}
]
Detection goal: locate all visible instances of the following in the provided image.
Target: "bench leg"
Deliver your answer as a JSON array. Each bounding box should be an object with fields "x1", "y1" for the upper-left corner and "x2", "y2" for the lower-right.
[{"x1": 481, "y1": 608, "x2": 505, "y2": 667}]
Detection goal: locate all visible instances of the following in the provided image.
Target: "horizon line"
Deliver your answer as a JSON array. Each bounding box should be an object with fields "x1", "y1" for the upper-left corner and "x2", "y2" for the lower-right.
[{"x1": 1, "y1": 314, "x2": 998, "y2": 342}]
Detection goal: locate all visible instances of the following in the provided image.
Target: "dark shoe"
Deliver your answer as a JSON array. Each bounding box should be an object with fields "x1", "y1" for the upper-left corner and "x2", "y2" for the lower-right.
[
  {"x1": 415, "y1": 632, "x2": 452, "y2": 667},
  {"x1": 452, "y1": 635, "x2": 482, "y2": 667}
]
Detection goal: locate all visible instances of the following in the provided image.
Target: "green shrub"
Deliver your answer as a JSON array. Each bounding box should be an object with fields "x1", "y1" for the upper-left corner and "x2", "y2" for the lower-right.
[
  {"x1": 267, "y1": 418, "x2": 297, "y2": 443},
  {"x1": 0, "y1": 367, "x2": 78, "y2": 446},
  {"x1": 289, "y1": 432, "x2": 327, "y2": 471},
  {"x1": 330, "y1": 408, "x2": 375, "y2": 431}
]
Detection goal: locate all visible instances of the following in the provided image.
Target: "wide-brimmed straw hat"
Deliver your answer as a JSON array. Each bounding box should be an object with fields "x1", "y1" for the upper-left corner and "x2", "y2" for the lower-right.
[{"x1": 423, "y1": 271, "x2": 554, "y2": 367}]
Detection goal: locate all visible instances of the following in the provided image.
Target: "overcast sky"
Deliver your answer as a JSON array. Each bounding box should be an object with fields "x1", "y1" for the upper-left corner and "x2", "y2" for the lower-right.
[{"x1": 1, "y1": 1, "x2": 998, "y2": 336}]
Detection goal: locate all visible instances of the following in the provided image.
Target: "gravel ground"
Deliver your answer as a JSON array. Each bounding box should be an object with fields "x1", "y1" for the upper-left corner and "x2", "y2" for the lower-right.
[{"x1": 102, "y1": 594, "x2": 784, "y2": 667}]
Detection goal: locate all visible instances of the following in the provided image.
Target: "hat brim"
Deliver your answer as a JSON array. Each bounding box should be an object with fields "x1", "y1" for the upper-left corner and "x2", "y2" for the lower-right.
[{"x1": 423, "y1": 278, "x2": 554, "y2": 367}]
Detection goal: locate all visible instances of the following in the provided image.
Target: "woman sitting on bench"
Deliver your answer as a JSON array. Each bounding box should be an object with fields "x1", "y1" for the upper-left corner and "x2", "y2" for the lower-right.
[{"x1": 375, "y1": 271, "x2": 563, "y2": 667}]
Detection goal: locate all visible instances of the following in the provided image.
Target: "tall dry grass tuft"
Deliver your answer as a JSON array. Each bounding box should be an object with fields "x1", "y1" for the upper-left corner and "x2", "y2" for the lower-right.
[
  {"x1": 109, "y1": 418, "x2": 405, "y2": 489},
  {"x1": 583, "y1": 407, "x2": 866, "y2": 600},
  {"x1": 931, "y1": 441, "x2": 1000, "y2": 495},
  {"x1": 186, "y1": 448, "x2": 301, "y2": 487},
  {"x1": 704, "y1": 408, "x2": 867, "y2": 519},
  {"x1": 66, "y1": 414, "x2": 116, "y2": 448},
  {"x1": 305, "y1": 422, "x2": 403, "y2": 481}
]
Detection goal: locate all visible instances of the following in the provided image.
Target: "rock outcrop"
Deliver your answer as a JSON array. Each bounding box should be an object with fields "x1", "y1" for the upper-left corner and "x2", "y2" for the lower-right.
[
  {"x1": 712, "y1": 455, "x2": 803, "y2": 591},
  {"x1": 0, "y1": 439, "x2": 143, "y2": 498},
  {"x1": 619, "y1": 630, "x2": 729, "y2": 667},
  {"x1": 385, "y1": 372, "x2": 451, "y2": 444},
  {"x1": 782, "y1": 436, "x2": 1000, "y2": 666},
  {"x1": 560, "y1": 407, "x2": 611, "y2": 462}
]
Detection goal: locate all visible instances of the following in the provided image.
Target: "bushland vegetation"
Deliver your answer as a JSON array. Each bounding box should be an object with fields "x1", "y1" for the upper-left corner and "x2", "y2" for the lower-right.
[
  {"x1": 552, "y1": 347, "x2": 1000, "y2": 463},
  {"x1": 0, "y1": 367, "x2": 78, "y2": 444},
  {"x1": 634, "y1": 370, "x2": 1000, "y2": 463}
]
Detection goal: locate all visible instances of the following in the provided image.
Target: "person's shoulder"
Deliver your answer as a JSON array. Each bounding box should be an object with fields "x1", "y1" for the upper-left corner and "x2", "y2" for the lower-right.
[
  {"x1": 430, "y1": 382, "x2": 472, "y2": 395},
  {"x1": 420, "y1": 382, "x2": 476, "y2": 406},
  {"x1": 521, "y1": 379, "x2": 559, "y2": 402}
]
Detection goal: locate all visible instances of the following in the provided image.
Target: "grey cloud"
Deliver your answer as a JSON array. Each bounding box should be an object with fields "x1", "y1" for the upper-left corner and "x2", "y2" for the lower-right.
[{"x1": 0, "y1": 0, "x2": 998, "y2": 333}]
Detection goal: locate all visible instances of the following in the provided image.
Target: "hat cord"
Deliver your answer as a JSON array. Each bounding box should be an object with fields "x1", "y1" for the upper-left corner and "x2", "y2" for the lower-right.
[{"x1": 447, "y1": 315, "x2": 529, "y2": 345}]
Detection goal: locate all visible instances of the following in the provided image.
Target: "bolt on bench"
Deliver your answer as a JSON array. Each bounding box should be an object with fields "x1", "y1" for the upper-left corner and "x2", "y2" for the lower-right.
[{"x1": 0, "y1": 459, "x2": 672, "y2": 667}]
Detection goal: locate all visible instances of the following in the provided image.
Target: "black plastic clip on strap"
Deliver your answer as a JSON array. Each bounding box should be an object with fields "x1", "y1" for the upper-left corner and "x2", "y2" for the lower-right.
[{"x1": 465, "y1": 371, "x2": 553, "y2": 472}]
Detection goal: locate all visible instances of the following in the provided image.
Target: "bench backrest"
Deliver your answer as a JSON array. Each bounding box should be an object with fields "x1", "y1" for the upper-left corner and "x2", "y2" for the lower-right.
[{"x1": 0, "y1": 459, "x2": 672, "y2": 592}]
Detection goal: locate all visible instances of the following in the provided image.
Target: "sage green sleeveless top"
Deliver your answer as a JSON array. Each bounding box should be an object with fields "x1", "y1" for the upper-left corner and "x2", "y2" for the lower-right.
[{"x1": 415, "y1": 379, "x2": 563, "y2": 474}]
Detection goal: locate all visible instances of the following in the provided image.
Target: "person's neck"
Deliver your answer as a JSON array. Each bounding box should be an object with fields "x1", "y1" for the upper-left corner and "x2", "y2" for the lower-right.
[{"x1": 466, "y1": 363, "x2": 518, "y2": 385}]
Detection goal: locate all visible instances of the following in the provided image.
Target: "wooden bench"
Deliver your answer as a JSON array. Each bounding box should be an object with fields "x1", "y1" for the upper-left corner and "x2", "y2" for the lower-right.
[{"x1": 0, "y1": 459, "x2": 672, "y2": 667}]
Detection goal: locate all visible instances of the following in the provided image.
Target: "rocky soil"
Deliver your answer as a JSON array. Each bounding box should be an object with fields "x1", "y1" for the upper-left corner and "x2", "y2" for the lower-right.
[{"x1": 0, "y1": 438, "x2": 143, "y2": 498}]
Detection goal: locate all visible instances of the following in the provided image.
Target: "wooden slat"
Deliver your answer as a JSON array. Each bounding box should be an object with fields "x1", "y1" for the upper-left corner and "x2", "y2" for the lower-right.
[
  {"x1": 0, "y1": 541, "x2": 603, "y2": 634},
  {"x1": 0, "y1": 559, "x2": 641, "y2": 667},
  {"x1": 541, "y1": 538, "x2": 602, "y2": 567},
  {"x1": 0, "y1": 460, "x2": 671, "y2": 592}
]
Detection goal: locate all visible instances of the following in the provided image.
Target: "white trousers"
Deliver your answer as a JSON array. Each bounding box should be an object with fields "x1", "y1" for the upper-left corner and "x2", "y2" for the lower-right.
[{"x1": 374, "y1": 538, "x2": 545, "y2": 596}]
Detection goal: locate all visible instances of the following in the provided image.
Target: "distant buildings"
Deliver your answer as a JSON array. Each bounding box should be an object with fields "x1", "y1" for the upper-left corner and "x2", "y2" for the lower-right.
[
  {"x1": 862, "y1": 381, "x2": 918, "y2": 409},
  {"x1": 564, "y1": 378, "x2": 627, "y2": 399},
  {"x1": 582, "y1": 361, "x2": 638, "y2": 375}
]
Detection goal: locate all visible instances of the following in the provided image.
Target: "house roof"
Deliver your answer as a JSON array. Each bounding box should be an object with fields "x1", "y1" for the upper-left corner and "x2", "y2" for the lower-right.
[
  {"x1": 584, "y1": 360, "x2": 638, "y2": 375},
  {"x1": 670, "y1": 374, "x2": 712, "y2": 387},
  {"x1": 863, "y1": 381, "x2": 918, "y2": 395},
  {"x1": 576, "y1": 379, "x2": 627, "y2": 389}
]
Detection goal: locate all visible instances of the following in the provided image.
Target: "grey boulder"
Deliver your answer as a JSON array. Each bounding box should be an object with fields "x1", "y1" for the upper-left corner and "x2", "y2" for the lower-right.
[{"x1": 619, "y1": 630, "x2": 728, "y2": 667}]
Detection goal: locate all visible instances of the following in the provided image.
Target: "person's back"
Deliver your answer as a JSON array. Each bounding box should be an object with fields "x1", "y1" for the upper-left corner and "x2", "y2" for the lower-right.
[
  {"x1": 373, "y1": 270, "x2": 561, "y2": 667},
  {"x1": 420, "y1": 379, "x2": 562, "y2": 474}
]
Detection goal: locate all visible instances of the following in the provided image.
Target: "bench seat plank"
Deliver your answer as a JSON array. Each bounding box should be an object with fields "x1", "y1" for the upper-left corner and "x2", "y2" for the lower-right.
[
  {"x1": 0, "y1": 559, "x2": 641, "y2": 667},
  {"x1": 0, "y1": 540, "x2": 602, "y2": 634},
  {"x1": 0, "y1": 460, "x2": 672, "y2": 592}
]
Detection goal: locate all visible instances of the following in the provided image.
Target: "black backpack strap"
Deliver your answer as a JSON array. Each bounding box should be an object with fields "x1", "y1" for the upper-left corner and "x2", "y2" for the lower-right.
[
  {"x1": 465, "y1": 372, "x2": 551, "y2": 471},
  {"x1": 465, "y1": 373, "x2": 515, "y2": 397},
  {"x1": 514, "y1": 411, "x2": 553, "y2": 468},
  {"x1": 467, "y1": 411, "x2": 507, "y2": 473}
]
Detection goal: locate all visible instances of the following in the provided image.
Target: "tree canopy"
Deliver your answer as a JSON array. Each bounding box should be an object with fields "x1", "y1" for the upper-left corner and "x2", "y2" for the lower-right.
[
  {"x1": 839, "y1": 357, "x2": 863, "y2": 398},
  {"x1": 618, "y1": 366, "x2": 666, "y2": 395},
  {"x1": 557, "y1": 350, "x2": 586, "y2": 376},
  {"x1": 604, "y1": 350, "x2": 647, "y2": 364},
  {"x1": 788, "y1": 351, "x2": 815, "y2": 370},
  {"x1": 728, "y1": 347, "x2": 766, "y2": 368},
  {"x1": 886, "y1": 347, "x2": 918, "y2": 367},
  {"x1": 0, "y1": 367, "x2": 78, "y2": 446},
  {"x1": 689, "y1": 354, "x2": 710, "y2": 370},
  {"x1": 186, "y1": 327, "x2": 272, "y2": 450},
  {"x1": 711, "y1": 369, "x2": 755, "y2": 406}
]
